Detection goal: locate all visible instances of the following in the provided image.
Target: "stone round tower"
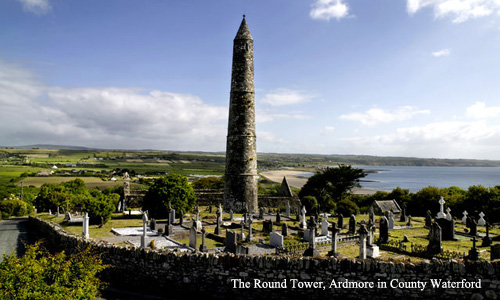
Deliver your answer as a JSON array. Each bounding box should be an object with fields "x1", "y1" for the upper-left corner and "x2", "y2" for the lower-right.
[{"x1": 224, "y1": 16, "x2": 258, "y2": 214}]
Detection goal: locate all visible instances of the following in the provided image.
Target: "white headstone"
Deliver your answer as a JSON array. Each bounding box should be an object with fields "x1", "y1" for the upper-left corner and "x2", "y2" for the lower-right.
[
  {"x1": 436, "y1": 196, "x2": 446, "y2": 219},
  {"x1": 270, "y1": 232, "x2": 284, "y2": 248},
  {"x1": 321, "y1": 218, "x2": 330, "y2": 236},
  {"x1": 195, "y1": 220, "x2": 203, "y2": 231},
  {"x1": 446, "y1": 207, "x2": 452, "y2": 221},
  {"x1": 301, "y1": 206, "x2": 307, "y2": 229},
  {"x1": 462, "y1": 211, "x2": 468, "y2": 223},
  {"x1": 478, "y1": 212, "x2": 486, "y2": 226}
]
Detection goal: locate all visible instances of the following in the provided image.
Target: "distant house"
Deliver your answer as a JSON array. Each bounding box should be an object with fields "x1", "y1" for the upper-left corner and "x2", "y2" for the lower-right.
[
  {"x1": 371, "y1": 200, "x2": 401, "y2": 215},
  {"x1": 51, "y1": 165, "x2": 58, "y2": 169},
  {"x1": 37, "y1": 170, "x2": 53, "y2": 176}
]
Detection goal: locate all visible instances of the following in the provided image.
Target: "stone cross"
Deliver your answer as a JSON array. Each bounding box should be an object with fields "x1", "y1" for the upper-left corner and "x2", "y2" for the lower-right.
[
  {"x1": 462, "y1": 211, "x2": 468, "y2": 224},
  {"x1": 482, "y1": 222, "x2": 492, "y2": 247},
  {"x1": 437, "y1": 196, "x2": 446, "y2": 219},
  {"x1": 468, "y1": 236, "x2": 479, "y2": 260},
  {"x1": 358, "y1": 224, "x2": 368, "y2": 259},
  {"x1": 141, "y1": 212, "x2": 148, "y2": 248},
  {"x1": 329, "y1": 221, "x2": 338, "y2": 256},
  {"x1": 446, "y1": 207, "x2": 452, "y2": 221},
  {"x1": 82, "y1": 212, "x2": 90, "y2": 239},
  {"x1": 478, "y1": 212, "x2": 486, "y2": 226},
  {"x1": 303, "y1": 216, "x2": 320, "y2": 257}
]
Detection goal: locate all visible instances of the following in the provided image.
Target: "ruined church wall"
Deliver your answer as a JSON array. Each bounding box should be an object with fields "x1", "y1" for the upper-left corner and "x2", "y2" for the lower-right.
[{"x1": 29, "y1": 217, "x2": 499, "y2": 300}]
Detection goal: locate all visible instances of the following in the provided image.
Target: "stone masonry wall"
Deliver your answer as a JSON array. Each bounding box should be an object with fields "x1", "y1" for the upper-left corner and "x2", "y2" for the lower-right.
[{"x1": 29, "y1": 217, "x2": 500, "y2": 300}]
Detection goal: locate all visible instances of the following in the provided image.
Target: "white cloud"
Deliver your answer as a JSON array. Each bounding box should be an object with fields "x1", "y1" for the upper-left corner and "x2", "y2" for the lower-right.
[
  {"x1": 432, "y1": 48, "x2": 451, "y2": 57},
  {"x1": 0, "y1": 61, "x2": 228, "y2": 151},
  {"x1": 310, "y1": 0, "x2": 349, "y2": 21},
  {"x1": 17, "y1": 0, "x2": 51, "y2": 15},
  {"x1": 406, "y1": 0, "x2": 499, "y2": 23},
  {"x1": 257, "y1": 111, "x2": 310, "y2": 123},
  {"x1": 340, "y1": 106, "x2": 430, "y2": 126},
  {"x1": 321, "y1": 126, "x2": 335, "y2": 135},
  {"x1": 260, "y1": 88, "x2": 314, "y2": 107},
  {"x1": 466, "y1": 101, "x2": 500, "y2": 119}
]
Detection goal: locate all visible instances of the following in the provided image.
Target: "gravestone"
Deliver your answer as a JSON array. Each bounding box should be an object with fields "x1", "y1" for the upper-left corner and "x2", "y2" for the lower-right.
[
  {"x1": 387, "y1": 211, "x2": 394, "y2": 230},
  {"x1": 246, "y1": 218, "x2": 253, "y2": 242},
  {"x1": 436, "y1": 196, "x2": 446, "y2": 219},
  {"x1": 170, "y1": 209, "x2": 176, "y2": 224},
  {"x1": 82, "y1": 212, "x2": 90, "y2": 239},
  {"x1": 358, "y1": 224, "x2": 368, "y2": 259},
  {"x1": 199, "y1": 227, "x2": 208, "y2": 252},
  {"x1": 236, "y1": 245, "x2": 249, "y2": 255},
  {"x1": 367, "y1": 223, "x2": 379, "y2": 258},
  {"x1": 378, "y1": 216, "x2": 389, "y2": 244},
  {"x1": 427, "y1": 222, "x2": 443, "y2": 255},
  {"x1": 140, "y1": 212, "x2": 148, "y2": 248},
  {"x1": 240, "y1": 221, "x2": 246, "y2": 241},
  {"x1": 478, "y1": 212, "x2": 486, "y2": 226},
  {"x1": 164, "y1": 222, "x2": 173, "y2": 236},
  {"x1": 425, "y1": 210, "x2": 432, "y2": 228},
  {"x1": 400, "y1": 204, "x2": 407, "y2": 222},
  {"x1": 214, "y1": 211, "x2": 221, "y2": 235},
  {"x1": 469, "y1": 217, "x2": 477, "y2": 236},
  {"x1": 230, "y1": 209, "x2": 234, "y2": 221},
  {"x1": 286, "y1": 200, "x2": 290, "y2": 218},
  {"x1": 225, "y1": 230, "x2": 237, "y2": 254},
  {"x1": 328, "y1": 221, "x2": 338, "y2": 257},
  {"x1": 338, "y1": 214, "x2": 344, "y2": 230},
  {"x1": 491, "y1": 244, "x2": 500, "y2": 260},
  {"x1": 321, "y1": 218, "x2": 330, "y2": 236},
  {"x1": 49, "y1": 209, "x2": 52, "y2": 215},
  {"x1": 262, "y1": 220, "x2": 273, "y2": 234},
  {"x1": 467, "y1": 237, "x2": 479, "y2": 260},
  {"x1": 406, "y1": 216, "x2": 412, "y2": 227},
  {"x1": 303, "y1": 217, "x2": 320, "y2": 257},
  {"x1": 276, "y1": 211, "x2": 281, "y2": 224},
  {"x1": 270, "y1": 232, "x2": 284, "y2": 248},
  {"x1": 150, "y1": 218, "x2": 156, "y2": 231},
  {"x1": 435, "y1": 215, "x2": 456, "y2": 240},
  {"x1": 482, "y1": 222, "x2": 492, "y2": 247},
  {"x1": 462, "y1": 211, "x2": 468, "y2": 224},
  {"x1": 179, "y1": 210, "x2": 184, "y2": 226},
  {"x1": 282, "y1": 223, "x2": 288, "y2": 236},
  {"x1": 369, "y1": 206, "x2": 375, "y2": 224},
  {"x1": 259, "y1": 207, "x2": 265, "y2": 219},
  {"x1": 446, "y1": 207, "x2": 452, "y2": 221},
  {"x1": 349, "y1": 215, "x2": 356, "y2": 234},
  {"x1": 301, "y1": 206, "x2": 307, "y2": 229},
  {"x1": 189, "y1": 225, "x2": 197, "y2": 249}
]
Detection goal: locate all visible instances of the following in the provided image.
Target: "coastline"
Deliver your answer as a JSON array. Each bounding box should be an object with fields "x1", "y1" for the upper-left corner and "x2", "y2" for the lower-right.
[{"x1": 260, "y1": 170, "x2": 380, "y2": 195}]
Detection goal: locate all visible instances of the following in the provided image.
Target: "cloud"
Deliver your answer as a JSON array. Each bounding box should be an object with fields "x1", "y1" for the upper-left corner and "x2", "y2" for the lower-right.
[
  {"x1": 310, "y1": 0, "x2": 350, "y2": 21},
  {"x1": 340, "y1": 106, "x2": 430, "y2": 126},
  {"x1": 0, "y1": 61, "x2": 228, "y2": 151},
  {"x1": 432, "y1": 48, "x2": 451, "y2": 57},
  {"x1": 260, "y1": 88, "x2": 315, "y2": 107},
  {"x1": 17, "y1": 0, "x2": 52, "y2": 15},
  {"x1": 257, "y1": 110, "x2": 310, "y2": 123},
  {"x1": 321, "y1": 126, "x2": 335, "y2": 135},
  {"x1": 341, "y1": 120, "x2": 500, "y2": 159},
  {"x1": 466, "y1": 101, "x2": 500, "y2": 119},
  {"x1": 406, "y1": 0, "x2": 499, "y2": 23}
]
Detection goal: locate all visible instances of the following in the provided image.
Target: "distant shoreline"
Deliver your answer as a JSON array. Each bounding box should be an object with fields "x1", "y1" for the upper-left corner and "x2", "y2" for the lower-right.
[{"x1": 260, "y1": 170, "x2": 380, "y2": 195}]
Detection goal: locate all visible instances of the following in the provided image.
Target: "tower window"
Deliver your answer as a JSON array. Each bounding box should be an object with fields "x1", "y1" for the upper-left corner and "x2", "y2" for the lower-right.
[{"x1": 245, "y1": 43, "x2": 249, "y2": 52}]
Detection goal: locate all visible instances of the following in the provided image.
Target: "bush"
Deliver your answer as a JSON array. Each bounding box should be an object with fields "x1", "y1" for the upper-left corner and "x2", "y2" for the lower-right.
[
  {"x1": 335, "y1": 198, "x2": 359, "y2": 216},
  {"x1": 0, "y1": 196, "x2": 28, "y2": 219},
  {"x1": 0, "y1": 242, "x2": 108, "y2": 300}
]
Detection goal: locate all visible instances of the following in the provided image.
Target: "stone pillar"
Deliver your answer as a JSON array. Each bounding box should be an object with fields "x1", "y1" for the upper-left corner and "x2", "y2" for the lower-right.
[
  {"x1": 358, "y1": 224, "x2": 368, "y2": 259},
  {"x1": 82, "y1": 212, "x2": 89, "y2": 239},
  {"x1": 141, "y1": 212, "x2": 148, "y2": 248},
  {"x1": 328, "y1": 221, "x2": 338, "y2": 257}
]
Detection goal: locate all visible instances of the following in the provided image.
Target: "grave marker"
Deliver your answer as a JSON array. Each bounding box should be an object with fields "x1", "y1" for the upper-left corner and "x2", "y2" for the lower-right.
[
  {"x1": 478, "y1": 212, "x2": 486, "y2": 226},
  {"x1": 427, "y1": 222, "x2": 442, "y2": 255},
  {"x1": 270, "y1": 232, "x2": 284, "y2": 248},
  {"x1": 189, "y1": 225, "x2": 197, "y2": 249}
]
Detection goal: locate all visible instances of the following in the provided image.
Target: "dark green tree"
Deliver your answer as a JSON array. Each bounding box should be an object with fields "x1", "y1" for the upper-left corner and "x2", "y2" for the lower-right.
[
  {"x1": 335, "y1": 198, "x2": 359, "y2": 216},
  {"x1": 142, "y1": 174, "x2": 196, "y2": 218},
  {"x1": 298, "y1": 164, "x2": 366, "y2": 211},
  {"x1": 192, "y1": 176, "x2": 224, "y2": 190},
  {"x1": 408, "y1": 186, "x2": 443, "y2": 217}
]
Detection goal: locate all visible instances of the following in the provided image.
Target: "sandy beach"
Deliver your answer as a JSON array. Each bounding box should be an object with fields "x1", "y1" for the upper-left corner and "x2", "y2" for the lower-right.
[{"x1": 260, "y1": 170, "x2": 379, "y2": 195}]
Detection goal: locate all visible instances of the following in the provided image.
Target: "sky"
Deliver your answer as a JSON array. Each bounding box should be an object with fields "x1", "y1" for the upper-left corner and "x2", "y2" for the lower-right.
[{"x1": 2, "y1": 0, "x2": 500, "y2": 160}]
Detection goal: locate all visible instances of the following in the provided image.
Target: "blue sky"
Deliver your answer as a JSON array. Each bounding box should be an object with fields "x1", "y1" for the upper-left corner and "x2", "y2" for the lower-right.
[{"x1": 2, "y1": 0, "x2": 500, "y2": 160}]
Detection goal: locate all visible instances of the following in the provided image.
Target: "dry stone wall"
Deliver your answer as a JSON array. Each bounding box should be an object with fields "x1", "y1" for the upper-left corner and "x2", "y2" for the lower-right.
[{"x1": 29, "y1": 217, "x2": 499, "y2": 300}]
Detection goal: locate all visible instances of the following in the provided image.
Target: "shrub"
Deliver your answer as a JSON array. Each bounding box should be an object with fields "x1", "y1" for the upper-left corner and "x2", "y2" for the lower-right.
[{"x1": 0, "y1": 196, "x2": 28, "y2": 219}]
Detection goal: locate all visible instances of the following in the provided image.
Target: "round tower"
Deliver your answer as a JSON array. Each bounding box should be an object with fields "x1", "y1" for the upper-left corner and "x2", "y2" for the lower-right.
[{"x1": 224, "y1": 16, "x2": 258, "y2": 214}]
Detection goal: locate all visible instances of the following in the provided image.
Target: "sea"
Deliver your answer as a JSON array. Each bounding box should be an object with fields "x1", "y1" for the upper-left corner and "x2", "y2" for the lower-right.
[
  {"x1": 360, "y1": 166, "x2": 500, "y2": 192},
  {"x1": 299, "y1": 166, "x2": 500, "y2": 193}
]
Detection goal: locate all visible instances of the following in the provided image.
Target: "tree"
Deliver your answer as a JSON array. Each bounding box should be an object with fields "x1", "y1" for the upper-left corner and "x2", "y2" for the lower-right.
[
  {"x1": 408, "y1": 186, "x2": 443, "y2": 217},
  {"x1": 142, "y1": 174, "x2": 196, "y2": 218},
  {"x1": 0, "y1": 242, "x2": 108, "y2": 300},
  {"x1": 336, "y1": 198, "x2": 359, "y2": 216},
  {"x1": 191, "y1": 176, "x2": 224, "y2": 190},
  {"x1": 298, "y1": 164, "x2": 366, "y2": 211},
  {"x1": 0, "y1": 195, "x2": 28, "y2": 219}
]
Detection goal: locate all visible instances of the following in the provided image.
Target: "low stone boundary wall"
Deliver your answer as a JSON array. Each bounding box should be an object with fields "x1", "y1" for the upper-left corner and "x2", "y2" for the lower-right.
[{"x1": 28, "y1": 216, "x2": 500, "y2": 300}]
